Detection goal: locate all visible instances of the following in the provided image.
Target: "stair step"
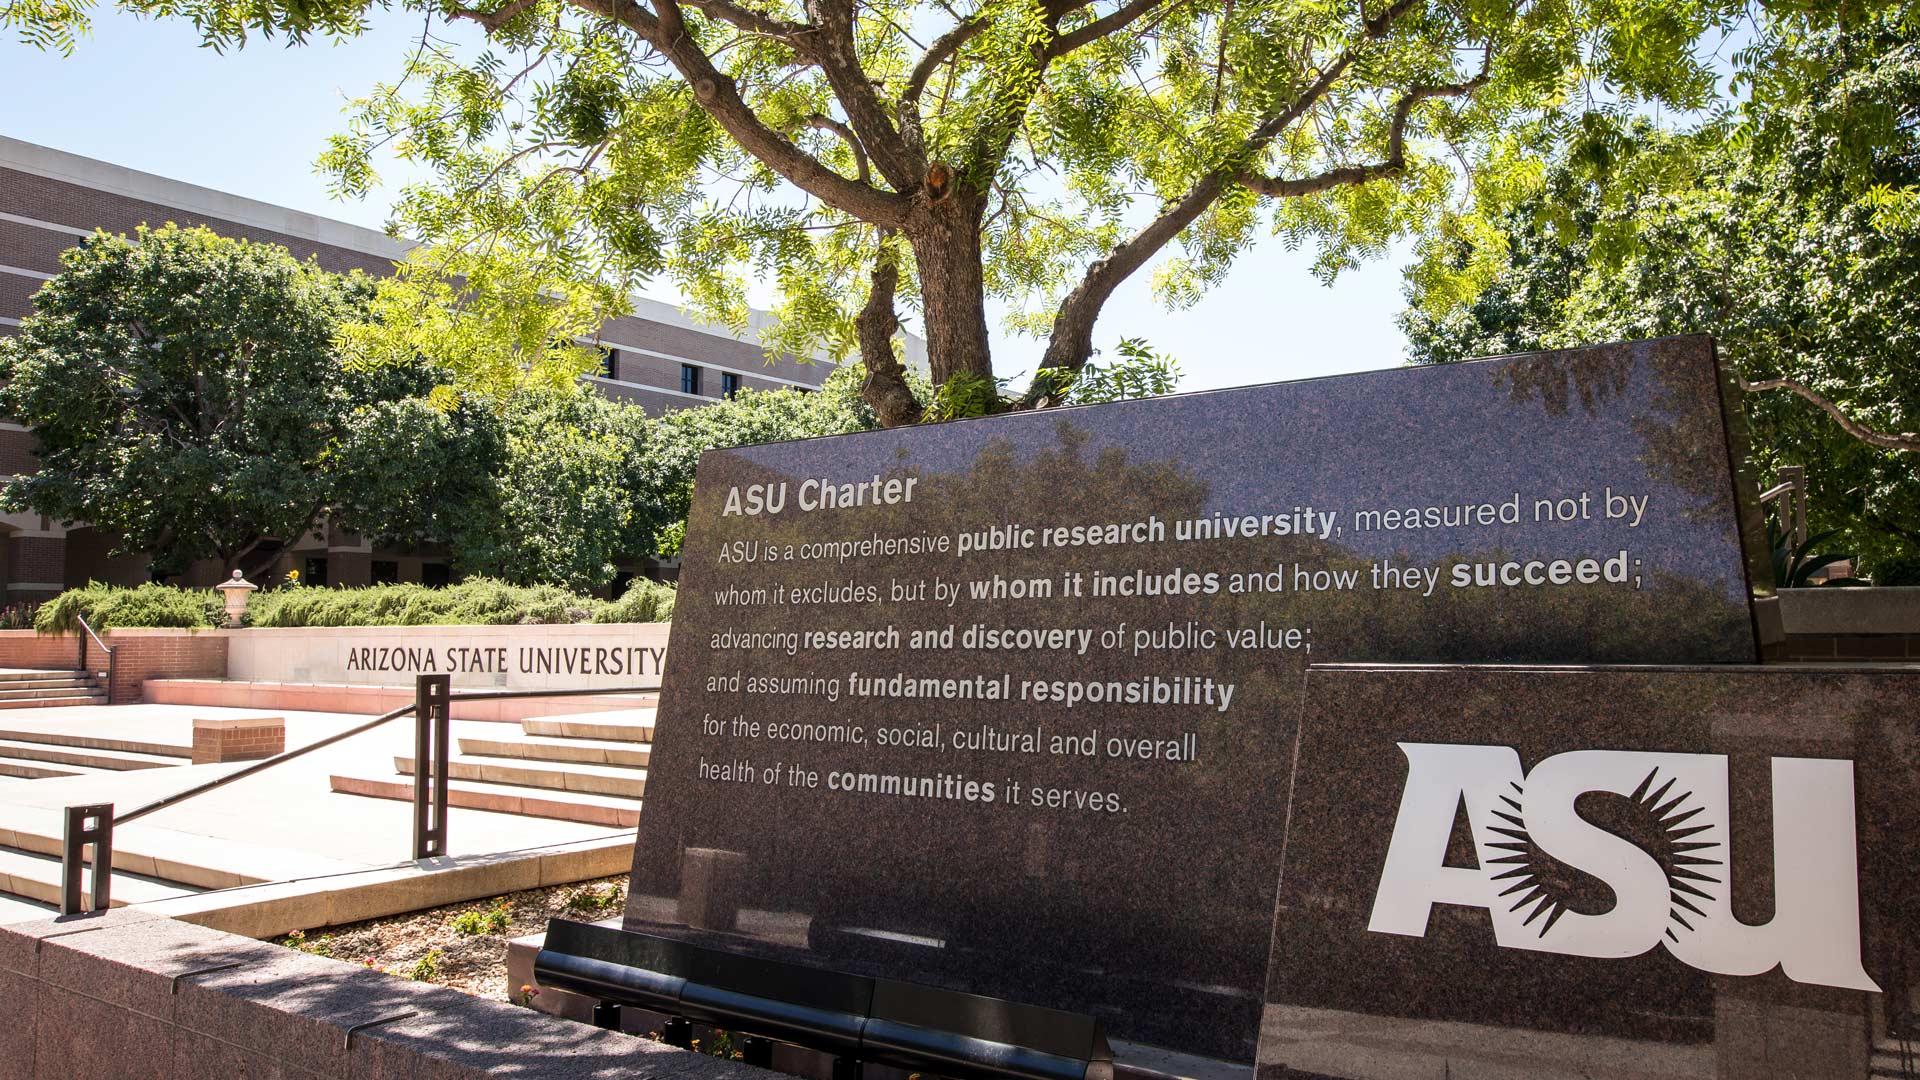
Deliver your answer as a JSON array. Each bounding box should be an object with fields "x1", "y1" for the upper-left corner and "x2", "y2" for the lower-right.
[
  {"x1": 0, "y1": 892, "x2": 56, "y2": 925},
  {"x1": 0, "y1": 679, "x2": 97, "y2": 693},
  {"x1": 457, "y1": 734, "x2": 650, "y2": 768},
  {"x1": 0, "y1": 757, "x2": 85, "y2": 780},
  {"x1": 521, "y1": 714, "x2": 655, "y2": 743},
  {"x1": 393, "y1": 755, "x2": 646, "y2": 798},
  {"x1": 0, "y1": 845, "x2": 202, "y2": 908},
  {"x1": 0, "y1": 726, "x2": 191, "y2": 757},
  {"x1": 330, "y1": 774, "x2": 641, "y2": 828},
  {"x1": 0, "y1": 738, "x2": 178, "y2": 772},
  {"x1": 0, "y1": 695, "x2": 107, "y2": 710},
  {"x1": 0, "y1": 669, "x2": 88, "y2": 683}
]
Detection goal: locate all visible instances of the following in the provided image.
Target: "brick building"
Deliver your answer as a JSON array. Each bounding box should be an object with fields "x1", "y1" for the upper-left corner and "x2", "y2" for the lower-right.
[{"x1": 0, "y1": 135, "x2": 922, "y2": 600}]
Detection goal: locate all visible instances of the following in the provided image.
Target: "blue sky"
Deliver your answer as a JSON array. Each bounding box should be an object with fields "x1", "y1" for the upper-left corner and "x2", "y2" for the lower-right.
[{"x1": 0, "y1": 10, "x2": 1416, "y2": 391}]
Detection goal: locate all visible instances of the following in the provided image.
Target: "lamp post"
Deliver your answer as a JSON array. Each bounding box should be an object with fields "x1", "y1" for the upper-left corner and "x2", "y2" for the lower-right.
[{"x1": 215, "y1": 570, "x2": 257, "y2": 628}]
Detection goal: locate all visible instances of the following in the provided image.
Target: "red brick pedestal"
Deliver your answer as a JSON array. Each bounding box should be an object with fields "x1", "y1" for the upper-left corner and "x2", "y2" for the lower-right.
[{"x1": 191, "y1": 716, "x2": 284, "y2": 764}]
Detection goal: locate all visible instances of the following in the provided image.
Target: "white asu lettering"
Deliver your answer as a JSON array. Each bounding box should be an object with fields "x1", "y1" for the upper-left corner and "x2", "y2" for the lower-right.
[{"x1": 1369, "y1": 743, "x2": 1879, "y2": 992}]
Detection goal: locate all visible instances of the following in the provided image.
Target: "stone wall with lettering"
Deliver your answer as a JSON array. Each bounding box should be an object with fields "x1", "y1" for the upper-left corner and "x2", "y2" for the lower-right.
[
  {"x1": 225, "y1": 623, "x2": 671, "y2": 690},
  {"x1": 625, "y1": 336, "x2": 1765, "y2": 1062}
]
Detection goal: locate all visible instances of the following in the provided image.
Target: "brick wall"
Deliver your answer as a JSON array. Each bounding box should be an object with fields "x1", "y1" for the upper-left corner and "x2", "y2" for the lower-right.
[
  {"x1": 0, "y1": 631, "x2": 80, "y2": 669},
  {"x1": 0, "y1": 427, "x2": 40, "y2": 476},
  {"x1": 6, "y1": 536, "x2": 62, "y2": 590},
  {"x1": 190, "y1": 716, "x2": 284, "y2": 764},
  {"x1": 103, "y1": 630, "x2": 227, "y2": 702},
  {"x1": 0, "y1": 629, "x2": 228, "y2": 692},
  {"x1": 0, "y1": 908, "x2": 761, "y2": 1080}
]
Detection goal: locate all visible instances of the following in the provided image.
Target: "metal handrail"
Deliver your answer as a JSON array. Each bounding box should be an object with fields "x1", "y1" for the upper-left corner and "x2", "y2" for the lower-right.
[
  {"x1": 116, "y1": 701, "x2": 419, "y2": 826},
  {"x1": 1758, "y1": 464, "x2": 1808, "y2": 547},
  {"x1": 114, "y1": 681, "x2": 662, "y2": 826},
  {"x1": 73, "y1": 613, "x2": 116, "y2": 705},
  {"x1": 60, "y1": 675, "x2": 662, "y2": 912}
]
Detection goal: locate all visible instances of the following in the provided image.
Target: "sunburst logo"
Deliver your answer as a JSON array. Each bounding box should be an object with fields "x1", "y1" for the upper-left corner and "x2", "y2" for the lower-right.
[
  {"x1": 1485, "y1": 768, "x2": 1726, "y2": 943},
  {"x1": 1368, "y1": 744, "x2": 1880, "y2": 992}
]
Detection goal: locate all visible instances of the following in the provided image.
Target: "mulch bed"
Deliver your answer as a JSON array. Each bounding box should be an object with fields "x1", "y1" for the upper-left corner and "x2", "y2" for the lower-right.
[{"x1": 275, "y1": 875, "x2": 628, "y2": 1001}]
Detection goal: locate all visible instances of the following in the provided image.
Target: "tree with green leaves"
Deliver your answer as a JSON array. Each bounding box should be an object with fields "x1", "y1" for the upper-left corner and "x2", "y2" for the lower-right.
[
  {"x1": 12, "y1": 0, "x2": 1795, "y2": 425},
  {"x1": 0, "y1": 224, "x2": 432, "y2": 579},
  {"x1": 1401, "y1": 12, "x2": 1920, "y2": 567}
]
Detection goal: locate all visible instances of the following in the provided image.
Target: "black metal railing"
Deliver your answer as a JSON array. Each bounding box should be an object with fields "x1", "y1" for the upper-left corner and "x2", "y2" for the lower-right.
[
  {"x1": 59, "y1": 674, "x2": 659, "y2": 913},
  {"x1": 74, "y1": 614, "x2": 116, "y2": 705}
]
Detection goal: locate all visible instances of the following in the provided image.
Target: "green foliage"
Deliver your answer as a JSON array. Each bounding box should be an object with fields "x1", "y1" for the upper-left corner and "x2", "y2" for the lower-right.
[
  {"x1": 38, "y1": 577, "x2": 678, "y2": 629},
  {"x1": 634, "y1": 362, "x2": 888, "y2": 536},
  {"x1": 1769, "y1": 523, "x2": 1859, "y2": 589},
  {"x1": 36, "y1": 582, "x2": 224, "y2": 632},
  {"x1": 0, "y1": 225, "x2": 430, "y2": 579},
  {"x1": 594, "y1": 578, "x2": 677, "y2": 623},
  {"x1": 405, "y1": 949, "x2": 442, "y2": 981},
  {"x1": 564, "y1": 882, "x2": 624, "y2": 915},
  {"x1": 446, "y1": 390, "x2": 659, "y2": 592},
  {"x1": 244, "y1": 577, "x2": 629, "y2": 626},
  {"x1": 447, "y1": 900, "x2": 513, "y2": 936},
  {"x1": 1040, "y1": 338, "x2": 1184, "y2": 407},
  {"x1": 1869, "y1": 553, "x2": 1920, "y2": 587},
  {"x1": 280, "y1": 930, "x2": 336, "y2": 957},
  {"x1": 1402, "y1": 13, "x2": 1920, "y2": 565},
  {"x1": 1, "y1": 0, "x2": 93, "y2": 53},
  {"x1": 18, "y1": 0, "x2": 1806, "y2": 418}
]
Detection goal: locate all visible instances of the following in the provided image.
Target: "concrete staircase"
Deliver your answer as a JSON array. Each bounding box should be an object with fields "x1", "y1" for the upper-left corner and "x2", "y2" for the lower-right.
[
  {"x1": 328, "y1": 710, "x2": 652, "y2": 828},
  {"x1": 0, "y1": 718, "x2": 189, "y2": 779},
  {"x1": 0, "y1": 668, "x2": 107, "y2": 710}
]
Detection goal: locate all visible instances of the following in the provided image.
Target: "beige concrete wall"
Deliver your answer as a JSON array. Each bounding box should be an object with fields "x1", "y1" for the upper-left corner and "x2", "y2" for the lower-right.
[{"x1": 223, "y1": 622, "x2": 673, "y2": 689}]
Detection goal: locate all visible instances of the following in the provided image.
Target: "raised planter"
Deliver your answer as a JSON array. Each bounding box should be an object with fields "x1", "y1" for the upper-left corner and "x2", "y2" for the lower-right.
[{"x1": 1771, "y1": 586, "x2": 1920, "y2": 661}]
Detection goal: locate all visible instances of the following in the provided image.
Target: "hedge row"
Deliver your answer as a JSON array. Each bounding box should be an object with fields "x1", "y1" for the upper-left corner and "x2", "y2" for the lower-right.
[{"x1": 34, "y1": 577, "x2": 676, "y2": 632}]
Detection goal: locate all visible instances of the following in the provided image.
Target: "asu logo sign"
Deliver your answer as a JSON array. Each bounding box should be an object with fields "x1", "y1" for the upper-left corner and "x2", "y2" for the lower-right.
[{"x1": 1368, "y1": 744, "x2": 1880, "y2": 992}]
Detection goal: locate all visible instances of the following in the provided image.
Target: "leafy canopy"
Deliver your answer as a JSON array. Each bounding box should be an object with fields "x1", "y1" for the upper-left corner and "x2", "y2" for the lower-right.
[
  {"x1": 1401, "y1": 10, "x2": 1920, "y2": 566},
  {"x1": 0, "y1": 225, "x2": 420, "y2": 577},
  {"x1": 12, "y1": 0, "x2": 1798, "y2": 423}
]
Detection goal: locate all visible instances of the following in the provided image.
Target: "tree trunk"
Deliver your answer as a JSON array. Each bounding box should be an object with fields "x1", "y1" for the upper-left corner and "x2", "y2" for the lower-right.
[
  {"x1": 906, "y1": 201, "x2": 994, "y2": 391},
  {"x1": 856, "y1": 239, "x2": 924, "y2": 428}
]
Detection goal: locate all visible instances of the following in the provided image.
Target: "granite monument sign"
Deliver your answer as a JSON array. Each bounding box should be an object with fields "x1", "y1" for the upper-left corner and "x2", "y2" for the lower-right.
[
  {"x1": 623, "y1": 335, "x2": 1767, "y2": 1061},
  {"x1": 1258, "y1": 664, "x2": 1916, "y2": 1079}
]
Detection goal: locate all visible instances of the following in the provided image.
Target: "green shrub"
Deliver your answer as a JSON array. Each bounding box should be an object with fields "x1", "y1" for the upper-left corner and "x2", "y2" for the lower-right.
[
  {"x1": 36, "y1": 582, "x2": 224, "y2": 632},
  {"x1": 38, "y1": 575, "x2": 676, "y2": 630},
  {"x1": 594, "y1": 578, "x2": 676, "y2": 623},
  {"x1": 448, "y1": 899, "x2": 513, "y2": 936},
  {"x1": 406, "y1": 949, "x2": 442, "y2": 981},
  {"x1": 247, "y1": 577, "x2": 625, "y2": 627},
  {"x1": 1870, "y1": 553, "x2": 1920, "y2": 587}
]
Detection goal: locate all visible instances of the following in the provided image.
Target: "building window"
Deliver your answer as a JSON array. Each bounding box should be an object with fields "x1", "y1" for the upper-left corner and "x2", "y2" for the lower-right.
[
  {"x1": 721, "y1": 372, "x2": 740, "y2": 399},
  {"x1": 423, "y1": 562, "x2": 451, "y2": 587},
  {"x1": 303, "y1": 557, "x2": 330, "y2": 587},
  {"x1": 371, "y1": 560, "x2": 400, "y2": 585},
  {"x1": 600, "y1": 348, "x2": 621, "y2": 381},
  {"x1": 681, "y1": 364, "x2": 702, "y2": 395}
]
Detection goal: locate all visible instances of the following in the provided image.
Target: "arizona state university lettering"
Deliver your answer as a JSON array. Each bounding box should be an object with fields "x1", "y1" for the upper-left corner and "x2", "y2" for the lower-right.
[
  {"x1": 1368, "y1": 743, "x2": 1879, "y2": 991},
  {"x1": 345, "y1": 644, "x2": 667, "y2": 677}
]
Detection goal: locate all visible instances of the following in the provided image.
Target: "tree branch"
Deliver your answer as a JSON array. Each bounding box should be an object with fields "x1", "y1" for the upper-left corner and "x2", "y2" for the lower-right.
[
  {"x1": 1047, "y1": 0, "x2": 1166, "y2": 58},
  {"x1": 582, "y1": 0, "x2": 913, "y2": 225},
  {"x1": 904, "y1": 15, "x2": 986, "y2": 103},
  {"x1": 447, "y1": 0, "x2": 541, "y2": 33},
  {"x1": 1739, "y1": 374, "x2": 1919, "y2": 452},
  {"x1": 799, "y1": 0, "x2": 921, "y2": 189},
  {"x1": 1025, "y1": 0, "x2": 1423, "y2": 390},
  {"x1": 803, "y1": 112, "x2": 870, "y2": 182},
  {"x1": 673, "y1": 0, "x2": 809, "y2": 41},
  {"x1": 1237, "y1": 51, "x2": 1491, "y2": 196}
]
